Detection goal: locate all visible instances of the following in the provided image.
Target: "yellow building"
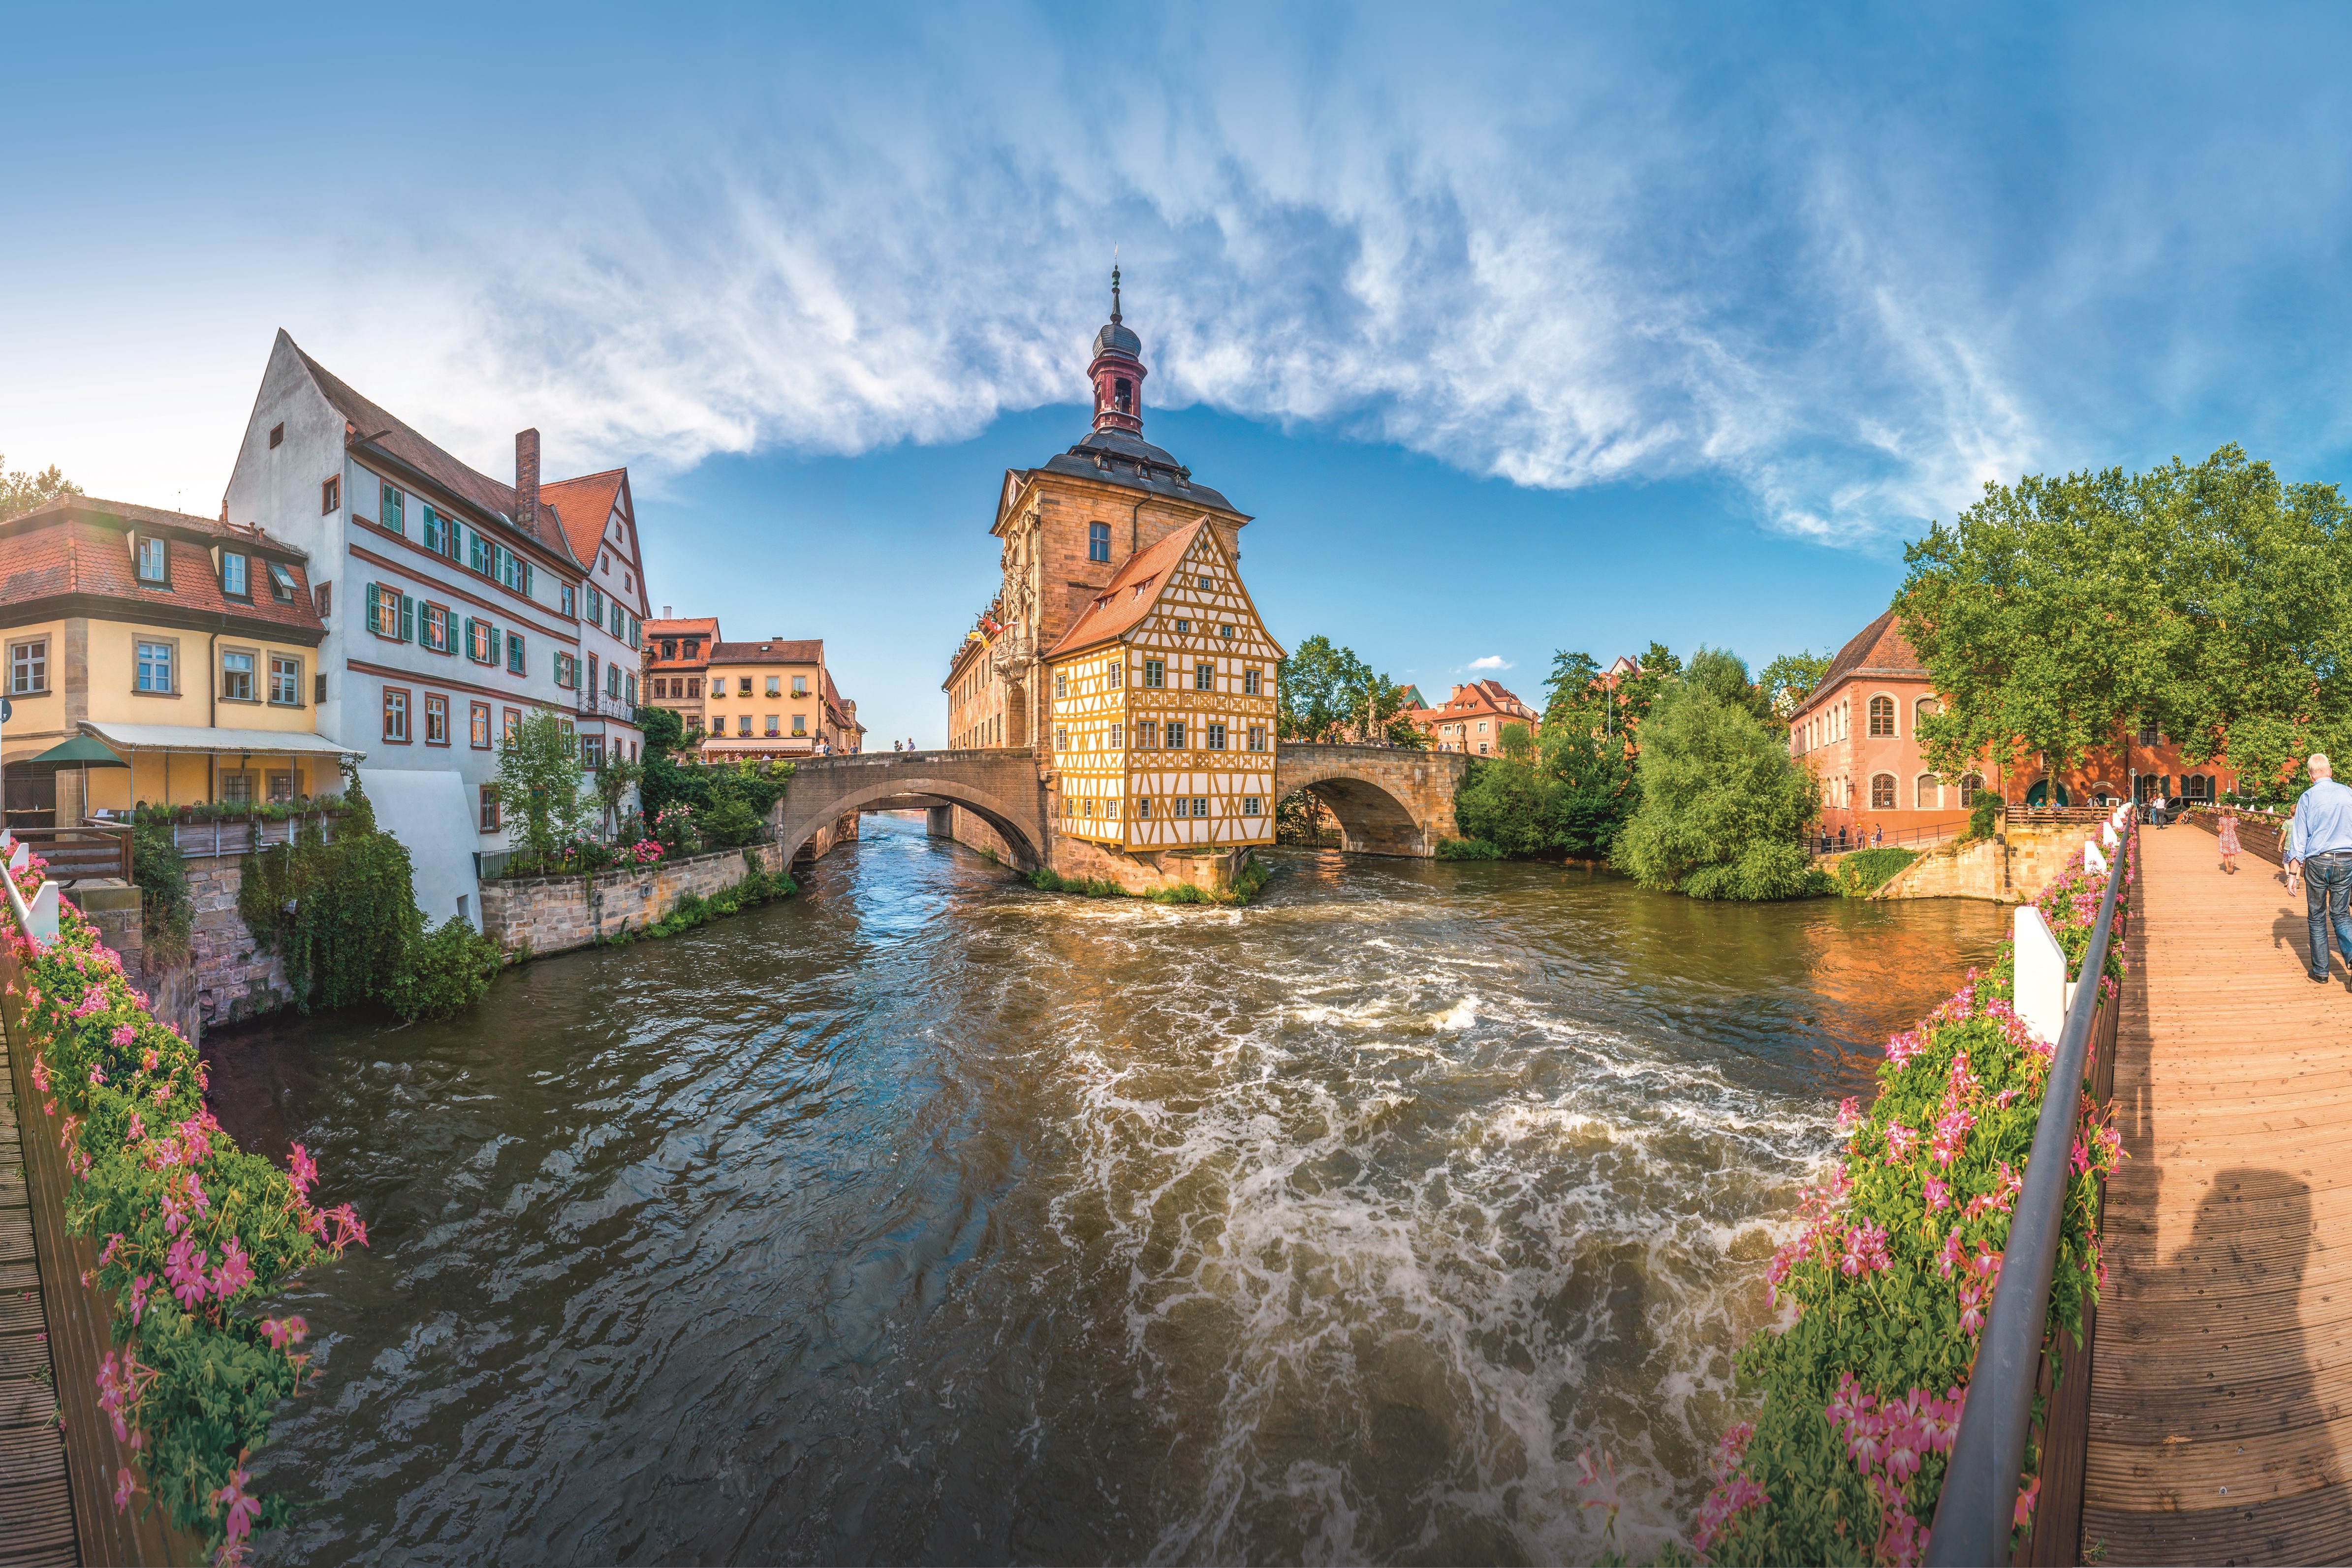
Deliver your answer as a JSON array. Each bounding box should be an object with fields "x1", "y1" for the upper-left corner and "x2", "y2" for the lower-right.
[
  {"x1": 1041, "y1": 517, "x2": 1283, "y2": 849},
  {"x1": 0, "y1": 497, "x2": 350, "y2": 822},
  {"x1": 696, "y1": 637, "x2": 864, "y2": 760}
]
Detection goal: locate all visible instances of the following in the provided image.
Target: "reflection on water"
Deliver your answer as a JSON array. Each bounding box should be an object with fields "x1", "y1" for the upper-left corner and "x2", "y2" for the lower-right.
[{"x1": 217, "y1": 815, "x2": 2003, "y2": 1565}]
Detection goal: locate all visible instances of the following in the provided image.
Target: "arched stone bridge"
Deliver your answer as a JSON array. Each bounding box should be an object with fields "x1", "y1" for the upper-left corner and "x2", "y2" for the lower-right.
[{"x1": 771, "y1": 743, "x2": 1470, "y2": 868}]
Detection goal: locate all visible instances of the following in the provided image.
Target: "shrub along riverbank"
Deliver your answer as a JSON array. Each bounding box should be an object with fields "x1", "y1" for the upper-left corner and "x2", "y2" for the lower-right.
[
  {"x1": 1025, "y1": 855, "x2": 1272, "y2": 906},
  {"x1": 11, "y1": 851, "x2": 366, "y2": 1563},
  {"x1": 236, "y1": 768, "x2": 500, "y2": 1022},
  {"x1": 1445, "y1": 643, "x2": 1839, "y2": 902},
  {"x1": 1693, "y1": 838, "x2": 2131, "y2": 1559}
]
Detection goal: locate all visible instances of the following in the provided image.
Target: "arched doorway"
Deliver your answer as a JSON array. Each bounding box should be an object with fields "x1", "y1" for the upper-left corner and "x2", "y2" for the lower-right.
[{"x1": 2024, "y1": 779, "x2": 2070, "y2": 807}]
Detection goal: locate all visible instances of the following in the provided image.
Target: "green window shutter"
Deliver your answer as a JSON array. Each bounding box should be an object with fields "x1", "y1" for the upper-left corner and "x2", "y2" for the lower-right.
[
  {"x1": 521, "y1": 562, "x2": 533, "y2": 598},
  {"x1": 366, "y1": 582, "x2": 383, "y2": 631},
  {"x1": 401, "y1": 595, "x2": 415, "y2": 642},
  {"x1": 463, "y1": 617, "x2": 477, "y2": 659}
]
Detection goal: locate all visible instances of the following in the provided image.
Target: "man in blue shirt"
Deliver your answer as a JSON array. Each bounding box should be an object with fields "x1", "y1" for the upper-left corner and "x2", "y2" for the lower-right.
[{"x1": 2287, "y1": 753, "x2": 2352, "y2": 983}]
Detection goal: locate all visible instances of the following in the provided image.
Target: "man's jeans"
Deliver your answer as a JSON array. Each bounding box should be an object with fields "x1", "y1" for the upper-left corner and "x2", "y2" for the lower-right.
[{"x1": 2307, "y1": 853, "x2": 2352, "y2": 979}]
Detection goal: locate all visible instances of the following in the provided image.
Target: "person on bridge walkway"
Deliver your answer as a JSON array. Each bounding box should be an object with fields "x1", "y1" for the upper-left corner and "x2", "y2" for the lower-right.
[
  {"x1": 2286, "y1": 753, "x2": 2352, "y2": 984},
  {"x1": 2217, "y1": 806, "x2": 2243, "y2": 873}
]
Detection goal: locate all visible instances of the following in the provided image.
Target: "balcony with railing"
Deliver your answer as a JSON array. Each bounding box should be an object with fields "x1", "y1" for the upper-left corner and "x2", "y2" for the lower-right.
[{"x1": 576, "y1": 690, "x2": 637, "y2": 722}]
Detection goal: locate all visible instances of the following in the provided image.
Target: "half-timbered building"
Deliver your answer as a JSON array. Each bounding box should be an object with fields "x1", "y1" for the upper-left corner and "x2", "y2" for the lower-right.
[{"x1": 1042, "y1": 517, "x2": 1283, "y2": 851}]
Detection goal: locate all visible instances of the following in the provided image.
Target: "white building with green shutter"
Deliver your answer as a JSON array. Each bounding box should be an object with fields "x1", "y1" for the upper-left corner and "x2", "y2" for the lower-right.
[{"x1": 222, "y1": 330, "x2": 653, "y2": 926}]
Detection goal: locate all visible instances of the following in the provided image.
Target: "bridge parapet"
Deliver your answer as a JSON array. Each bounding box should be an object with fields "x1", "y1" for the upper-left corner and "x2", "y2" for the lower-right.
[
  {"x1": 1274, "y1": 744, "x2": 1468, "y2": 857},
  {"x1": 772, "y1": 750, "x2": 1048, "y2": 871}
]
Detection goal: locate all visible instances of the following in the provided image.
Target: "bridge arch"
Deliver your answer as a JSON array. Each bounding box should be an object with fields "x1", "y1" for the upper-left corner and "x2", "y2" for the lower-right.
[
  {"x1": 772, "y1": 753, "x2": 1047, "y2": 873},
  {"x1": 1273, "y1": 745, "x2": 1468, "y2": 857}
]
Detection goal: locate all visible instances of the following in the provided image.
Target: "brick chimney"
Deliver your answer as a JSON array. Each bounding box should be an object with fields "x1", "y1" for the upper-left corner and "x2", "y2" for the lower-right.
[{"x1": 514, "y1": 429, "x2": 541, "y2": 533}]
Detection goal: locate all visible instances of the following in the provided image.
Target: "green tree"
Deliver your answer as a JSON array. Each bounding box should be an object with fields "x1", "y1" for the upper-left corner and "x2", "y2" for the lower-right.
[
  {"x1": 1897, "y1": 464, "x2": 2164, "y2": 785},
  {"x1": 493, "y1": 711, "x2": 593, "y2": 865},
  {"x1": 593, "y1": 755, "x2": 644, "y2": 838},
  {"x1": 0, "y1": 454, "x2": 81, "y2": 520},
  {"x1": 1616, "y1": 684, "x2": 1820, "y2": 900},
  {"x1": 1543, "y1": 650, "x2": 1603, "y2": 726},
  {"x1": 1759, "y1": 649, "x2": 1833, "y2": 718},
  {"x1": 1451, "y1": 715, "x2": 1638, "y2": 859},
  {"x1": 1277, "y1": 634, "x2": 1426, "y2": 745},
  {"x1": 1898, "y1": 444, "x2": 2352, "y2": 797},
  {"x1": 1684, "y1": 645, "x2": 1771, "y2": 722}
]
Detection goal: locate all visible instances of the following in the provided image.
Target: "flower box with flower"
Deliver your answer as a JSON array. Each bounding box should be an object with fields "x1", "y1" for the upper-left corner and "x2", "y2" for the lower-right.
[
  {"x1": 1694, "y1": 837, "x2": 2132, "y2": 1565},
  {"x1": 4, "y1": 847, "x2": 364, "y2": 1566}
]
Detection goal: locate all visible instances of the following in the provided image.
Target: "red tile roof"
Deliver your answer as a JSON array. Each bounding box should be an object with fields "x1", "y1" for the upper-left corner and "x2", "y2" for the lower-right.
[
  {"x1": 1796, "y1": 610, "x2": 1926, "y2": 717},
  {"x1": 646, "y1": 617, "x2": 720, "y2": 668},
  {"x1": 1045, "y1": 517, "x2": 1210, "y2": 658},
  {"x1": 5, "y1": 494, "x2": 303, "y2": 553},
  {"x1": 0, "y1": 504, "x2": 322, "y2": 637},
  {"x1": 646, "y1": 616, "x2": 720, "y2": 639},
  {"x1": 1423, "y1": 679, "x2": 1537, "y2": 723},
  {"x1": 708, "y1": 638, "x2": 823, "y2": 666},
  {"x1": 540, "y1": 470, "x2": 625, "y2": 568}
]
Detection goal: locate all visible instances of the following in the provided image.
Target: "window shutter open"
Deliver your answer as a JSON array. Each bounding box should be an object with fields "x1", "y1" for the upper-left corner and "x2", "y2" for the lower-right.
[
  {"x1": 366, "y1": 583, "x2": 382, "y2": 629},
  {"x1": 401, "y1": 595, "x2": 415, "y2": 642}
]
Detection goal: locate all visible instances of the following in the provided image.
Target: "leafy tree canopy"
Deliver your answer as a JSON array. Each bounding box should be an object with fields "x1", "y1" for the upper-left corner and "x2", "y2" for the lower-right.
[
  {"x1": 1897, "y1": 444, "x2": 2352, "y2": 794},
  {"x1": 0, "y1": 454, "x2": 81, "y2": 521},
  {"x1": 1684, "y1": 645, "x2": 1771, "y2": 724},
  {"x1": 1759, "y1": 650, "x2": 1833, "y2": 717},
  {"x1": 1615, "y1": 684, "x2": 1820, "y2": 900},
  {"x1": 1277, "y1": 634, "x2": 1426, "y2": 745}
]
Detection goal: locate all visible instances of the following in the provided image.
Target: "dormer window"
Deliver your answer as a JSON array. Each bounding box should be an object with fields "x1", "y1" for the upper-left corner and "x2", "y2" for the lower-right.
[
  {"x1": 135, "y1": 536, "x2": 168, "y2": 584},
  {"x1": 267, "y1": 562, "x2": 296, "y2": 602},
  {"x1": 220, "y1": 551, "x2": 250, "y2": 597}
]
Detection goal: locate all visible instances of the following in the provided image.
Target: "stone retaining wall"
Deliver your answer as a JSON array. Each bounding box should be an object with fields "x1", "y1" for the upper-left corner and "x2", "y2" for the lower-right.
[
  {"x1": 939, "y1": 804, "x2": 1248, "y2": 894},
  {"x1": 1874, "y1": 819, "x2": 2104, "y2": 902},
  {"x1": 478, "y1": 839, "x2": 791, "y2": 955}
]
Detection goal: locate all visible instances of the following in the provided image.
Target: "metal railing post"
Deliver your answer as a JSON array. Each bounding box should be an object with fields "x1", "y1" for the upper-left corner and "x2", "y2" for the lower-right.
[{"x1": 1925, "y1": 812, "x2": 2132, "y2": 1563}]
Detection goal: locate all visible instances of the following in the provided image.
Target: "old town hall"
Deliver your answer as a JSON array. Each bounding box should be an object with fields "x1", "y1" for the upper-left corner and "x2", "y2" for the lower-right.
[{"x1": 941, "y1": 272, "x2": 1282, "y2": 891}]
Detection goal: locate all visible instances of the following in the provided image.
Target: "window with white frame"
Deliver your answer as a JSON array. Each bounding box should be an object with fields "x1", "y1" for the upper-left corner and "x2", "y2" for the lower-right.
[
  {"x1": 271, "y1": 655, "x2": 301, "y2": 706},
  {"x1": 136, "y1": 640, "x2": 173, "y2": 693},
  {"x1": 9, "y1": 638, "x2": 47, "y2": 695},
  {"x1": 220, "y1": 650, "x2": 255, "y2": 702}
]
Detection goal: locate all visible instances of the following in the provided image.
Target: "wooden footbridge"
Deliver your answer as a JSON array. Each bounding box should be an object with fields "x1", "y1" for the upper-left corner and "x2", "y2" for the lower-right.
[{"x1": 2080, "y1": 813, "x2": 2352, "y2": 1560}]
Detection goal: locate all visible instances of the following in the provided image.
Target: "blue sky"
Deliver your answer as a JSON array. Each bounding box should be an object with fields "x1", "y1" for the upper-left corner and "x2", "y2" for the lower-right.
[{"x1": 8, "y1": 3, "x2": 2352, "y2": 743}]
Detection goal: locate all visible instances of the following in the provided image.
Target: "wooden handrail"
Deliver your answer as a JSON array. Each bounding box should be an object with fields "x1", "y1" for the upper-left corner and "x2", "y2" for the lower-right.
[{"x1": 5, "y1": 825, "x2": 131, "y2": 882}]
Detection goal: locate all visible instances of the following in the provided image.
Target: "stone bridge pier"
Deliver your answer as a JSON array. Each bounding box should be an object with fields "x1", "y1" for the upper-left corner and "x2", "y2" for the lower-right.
[{"x1": 1275, "y1": 744, "x2": 1469, "y2": 856}]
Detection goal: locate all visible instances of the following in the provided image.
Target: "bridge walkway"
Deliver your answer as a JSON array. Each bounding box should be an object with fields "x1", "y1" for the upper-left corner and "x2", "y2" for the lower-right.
[{"x1": 2082, "y1": 819, "x2": 2352, "y2": 1562}]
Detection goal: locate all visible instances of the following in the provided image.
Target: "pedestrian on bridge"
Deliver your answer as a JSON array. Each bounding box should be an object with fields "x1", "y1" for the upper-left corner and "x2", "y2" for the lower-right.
[
  {"x1": 2217, "y1": 807, "x2": 2243, "y2": 874},
  {"x1": 2286, "y1": 753, "x2": 2352, "y2": 985}
]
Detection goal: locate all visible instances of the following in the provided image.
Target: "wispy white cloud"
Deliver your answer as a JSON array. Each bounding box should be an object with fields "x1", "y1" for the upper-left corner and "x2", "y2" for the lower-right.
[
  {"x1": 12, "y1": 5, "x2": 2352, "y2": 543},
  {"x1": 1467, "y1": 656, "x2": 1512, "y2": 671}
]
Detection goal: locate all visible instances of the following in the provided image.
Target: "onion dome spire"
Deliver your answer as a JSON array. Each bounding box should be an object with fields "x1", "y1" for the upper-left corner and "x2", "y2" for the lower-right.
[{"x1": 1089, "y1": 261, "x2": 1146, "y2": 434}]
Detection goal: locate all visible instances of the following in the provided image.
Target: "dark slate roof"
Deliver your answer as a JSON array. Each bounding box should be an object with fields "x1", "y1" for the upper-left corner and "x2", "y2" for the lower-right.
[
  {"x1": 285, "y1": 331, "x2": 584, "y2": 567},
  {"x1": 1034, "y1": 426, "x2": 1238, "y2": 512},
  {"x1": 1093, "y1": 319, "x2": 1142, "y2": 360}
]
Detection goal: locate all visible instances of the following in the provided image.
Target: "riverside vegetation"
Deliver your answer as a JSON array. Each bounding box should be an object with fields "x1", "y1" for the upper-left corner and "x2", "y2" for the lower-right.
[
  {"x1": 1692, "y1": 839, "x2": 2131, "y2": 1561},
  {"x1": 12, "y1": 849, "x2": 367, "y2": 1564},
  {"x1": 1442, "y1": 643, "x2": 1841, "y2": 901}
]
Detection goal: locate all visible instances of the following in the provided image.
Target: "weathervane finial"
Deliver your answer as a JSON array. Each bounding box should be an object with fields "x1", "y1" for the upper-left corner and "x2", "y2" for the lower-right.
[{"x1": 1111, "y1": 249, "x2": 1122, "y2": 324}]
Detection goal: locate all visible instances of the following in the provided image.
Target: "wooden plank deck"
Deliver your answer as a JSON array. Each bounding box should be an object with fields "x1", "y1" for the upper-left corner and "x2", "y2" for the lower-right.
[
  {"x1": 2083, "y1": 821, "x2": 2352, "y2": 1562},
  {"x1": 0, "y1": 1005, "x2": 76, "y2": 1567}
]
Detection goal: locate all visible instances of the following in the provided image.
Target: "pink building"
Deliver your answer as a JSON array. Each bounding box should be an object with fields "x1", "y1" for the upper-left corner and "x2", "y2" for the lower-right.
[{"x1": 1790, "y1": 609, "x2": 2238, "y2": 846}]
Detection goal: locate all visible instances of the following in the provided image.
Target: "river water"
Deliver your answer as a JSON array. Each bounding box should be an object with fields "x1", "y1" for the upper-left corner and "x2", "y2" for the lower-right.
[{"x1": 216, "y1": 814, "x2": 2003, "y2": 1565}]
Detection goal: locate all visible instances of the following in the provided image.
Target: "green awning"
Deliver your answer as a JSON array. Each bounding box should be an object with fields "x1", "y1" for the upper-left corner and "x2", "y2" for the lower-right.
[{"x1": 18, "y1": 735, "x2": 130, "y2": 773}]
